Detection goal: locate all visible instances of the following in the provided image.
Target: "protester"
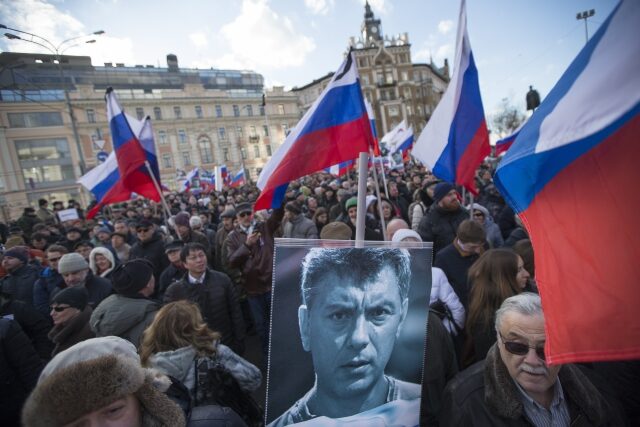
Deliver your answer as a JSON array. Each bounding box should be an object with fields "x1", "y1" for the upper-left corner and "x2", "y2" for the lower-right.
[
  {"x1": 57, "y1": 252, "x2": 112, "y2": 308},
  {"x1": 73, "y1": 240, "x2": 94, "y2": 261},
  {"x1": 213, "y1": 209, "x2": 236, "y2": 272},
  {"x1": 0, "y1": 246, "x2": 40, "y2": 306},
  {"x1": 158, "y1": 240, "x2": 187, "y2": 299},
  {"x1": 48, "y1": 287, "x2": 94, "y2": 357},
  {"x1": 111, "y1": 231, "x2": 131, "y2": 262},
  {"x1": 469, "y1": 202, "x2": 503, "y2": 248},
  {"x1": 90, "y1": 259, "x2": 160, "y2": 347},
  {"x1": 282, "y1": 201, "x2": 318, "y2": 239},
  {"x1": 418, "y1": 182, "x2": 469, "y2": 255},
  {"x1": 173, "y1": 212, "x2": 210, "y2": 250},
  {"x1": 88, "y1": 246, "x2": 118, "y2": 280},
  {"x1": 129, "y1": 219, "x2": 169, "y2": 282},
  {"x1": 33, "y1": 245, "x2": 68, "y2": 317}
]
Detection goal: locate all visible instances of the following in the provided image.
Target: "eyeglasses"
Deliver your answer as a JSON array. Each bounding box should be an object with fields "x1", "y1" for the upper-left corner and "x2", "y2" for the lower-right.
[
  {"x1": 50, "y1": 305, "x2": 72, "y2": 312},
  {"x1": 473, "y1": 212, "x2": 485, "y2": 217},
  {"x1": 499, "y1": 333, "x2": 546, "y2": 360},
  {"x1": 238, "y1": 212, "x2": 251, "y2": 218}
]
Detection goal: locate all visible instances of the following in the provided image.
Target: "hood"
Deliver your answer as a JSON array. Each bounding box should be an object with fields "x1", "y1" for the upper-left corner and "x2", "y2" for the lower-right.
[
  {"x1": 469, "y1": 203, "x2": 495, "y2": 224},
  {"x1": 149, "y1": 346, "x2": 197, "y2": 383},
  {"x1": 91, "y1": 296, "x2": 158, "y2": 337}
]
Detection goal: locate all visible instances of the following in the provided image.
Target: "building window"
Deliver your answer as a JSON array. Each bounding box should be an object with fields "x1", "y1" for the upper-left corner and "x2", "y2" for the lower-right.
[
  {"x1": 153, "y1": 107, "x2": 162, "y2": 120},
  {"x1": 178, "y1": 129, "x2": 188, "y2": 144},
  {"x1": 86, "y1": 109, "x2": 96, "y2": 123},
  {"x1": 15, "y1": 138, "x2": 75, "y2": 188},
  {"x1": 277, "y1": 104, "x2": 285, "y2": 115},
  {"x1": 215, "y1": 105, "x2": 223, "y2": 117},
  {"x1": 162, "y1": 154, "x2": 172, "y2": 168},
  {"x1": 403, "y1": 87, "x2": 411, "y2": 99},
  {"x1": 158, "y1": 130, "x2": 167, "y2": 145},
  {"x1": 246, "y1": 105, "x2": 253, "y2": 116},
  {"x1": 236, "y1": 126, "x2": 243, "y2": 138},
  {"x1": 174, "y1": 106, "x2": 182, "y2": 119},
  {"x1": 263, "y1": 125, "x2": 269, "y2": 136},
  {"x1": 241, "y1": 147, "x2": 247, "y2": 160},
  {"x1": 388, "y1": 106, "x2": 400, "y2": 117},
  {"x1": 199, "y1": 136, "x2": 213, "y2": 164},
  {"x1": 218, "y1": 127, "x2": 227, "y2": 141},
  {"x1": 401, "y1": 71, "x2": 408, "y2": 81},
  {"x1": 233, "y1": 105, "x2": 240, "y2": 117},
  {"x1": 361, "y1": 74, "x2": 370, "y2": 85},
  {"x1": 253, "y1": 144, "x2": 260, "y2": 158},
  {"x1": 223, "y1": 148, "x2": 229, "y2": 162},
  {"x1": 182, "y1": 151, "x2": 191, "y2": 166},
  {"x1": 195, "y1": 105, "x2": 203, "y2": 119},
  {"x1": 8, "y1": 112, "x2": 63, "y2": 128},
  {"x1": 259, "y1": 106, "x2": 265, "y2": 116},
  {"x1": 266, "y1": 144, "x2": 272, "y2": 156},
  {"x1": 249, "y1": 126, "x2": 257, "y2": 137},
  {"x1": 135, "y1": 107, "x2": 145, "y2": 120}
]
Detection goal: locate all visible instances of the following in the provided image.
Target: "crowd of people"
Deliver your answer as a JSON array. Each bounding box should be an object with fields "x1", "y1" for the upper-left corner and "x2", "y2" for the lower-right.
[{"x1": 0, "y1": 161, "x2": 637, "y2": 426}]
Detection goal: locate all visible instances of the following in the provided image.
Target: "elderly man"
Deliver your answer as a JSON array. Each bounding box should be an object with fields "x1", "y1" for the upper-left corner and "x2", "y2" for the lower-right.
[
  {"x1": 417, "y1": 182, "x2": 468, "y2": 255},
  {"x1": 56, "y1": 252, "x2": 111, "y2": 308},
  {"x1": 440, "y1": 293, "x2": 623, "y2": 426},
  {"x1": 269, "y1": 247, "x2": 420, "y2": 426}
]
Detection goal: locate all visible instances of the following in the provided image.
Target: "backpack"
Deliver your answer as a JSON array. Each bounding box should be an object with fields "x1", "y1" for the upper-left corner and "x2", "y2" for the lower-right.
[{"x1": 194, "y1": 356, "x2": 264, "y2": 427}]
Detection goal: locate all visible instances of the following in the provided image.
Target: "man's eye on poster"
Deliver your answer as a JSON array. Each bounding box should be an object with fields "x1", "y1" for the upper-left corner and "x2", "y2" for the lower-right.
[{"x1": 266, "y1": 240, "x2": 432, "y2": 427}]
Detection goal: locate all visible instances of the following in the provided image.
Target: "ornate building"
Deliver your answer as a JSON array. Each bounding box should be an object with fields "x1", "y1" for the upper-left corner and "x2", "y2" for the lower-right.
[
  {"x1": 293, "y1": 1, "x2": 450, "y2": 140},
  {"x1": 0, "y1": 52, "x2": 299, "y2": 220}
]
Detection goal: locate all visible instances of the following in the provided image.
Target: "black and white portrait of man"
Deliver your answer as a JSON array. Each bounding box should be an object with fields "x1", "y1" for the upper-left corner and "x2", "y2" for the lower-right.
[{"x1": 267, "y1": 244, "x2": 432, "y2": 426}]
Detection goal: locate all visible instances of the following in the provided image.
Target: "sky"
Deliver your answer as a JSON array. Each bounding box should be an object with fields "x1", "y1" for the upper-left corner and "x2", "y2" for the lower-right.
[{"x1": 0, "y1": 0, "x2": 619, "y2": 129}]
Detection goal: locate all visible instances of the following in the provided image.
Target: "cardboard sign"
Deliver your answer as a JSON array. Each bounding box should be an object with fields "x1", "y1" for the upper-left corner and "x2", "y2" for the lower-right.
[{"x1": 57, "y1": 208, "x2": 79, "y2": 222}]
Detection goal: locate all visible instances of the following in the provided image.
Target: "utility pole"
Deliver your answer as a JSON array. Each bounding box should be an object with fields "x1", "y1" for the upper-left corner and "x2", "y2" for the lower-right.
[{"x1": 576, "y1": 9, "x2": 595, "y2": 46}]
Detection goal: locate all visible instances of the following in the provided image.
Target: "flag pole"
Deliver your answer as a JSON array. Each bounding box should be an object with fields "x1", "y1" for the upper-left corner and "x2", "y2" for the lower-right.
[
  {"x1": 355, "y1": 152, "x2": 369, "y2": 247},
  {"x1": 370, "y1": 151, "x2": 387, "y2": 240},
  {"x1": 144, "y1": 161, "x2": 171, "y2": 222},
  {"x1": 381, "y1": 158, "x2": 390, "y2": 199}
]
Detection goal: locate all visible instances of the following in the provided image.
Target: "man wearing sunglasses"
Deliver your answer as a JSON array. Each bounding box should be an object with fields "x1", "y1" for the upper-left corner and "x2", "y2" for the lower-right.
[
  {"x1": 440, "y1": 293, "x2": 623, "y2": 426},
  {"x1": 129, "y1": 219, "x2": 168, "y2": 288}
]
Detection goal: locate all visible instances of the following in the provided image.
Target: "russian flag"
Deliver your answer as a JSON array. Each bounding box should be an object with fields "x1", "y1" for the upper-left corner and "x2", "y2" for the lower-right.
[
  {"x1": 412, "y1": 0, "x2": 490, "y2": 194},
  {"x1": 392, "y1": 126, "x2": 414, "y2": 161},
  {"x1": 364, "y1": 99, "x2": 381, "y2": 156},
  {"x1": 230, "y1": 169, "x2": 246, "y2": 188},
  {"x1": 106, "y1": 88, "x2": 161, "y2": 201},
  {"x1": 255, "y1": 52, "x2": 373, "y2": 210},
  {"x1": 78, "y1": 152, "x2": 131, "y2": 218},
  {"x1": 180, "y1": 168, "x2": 199, "y2": 193},
  {"x1": 494, "y1": 0, "x2": 640, "y2": 364},
  {"x1": 324, "y1": 160, "x2": 353, "y2": 177},
  {"x1": 220, "y1": 164, "x2": 230, "y2": 186},
  {"x1": 495, "y1": 120, "x2": 526, "y2": 155}
]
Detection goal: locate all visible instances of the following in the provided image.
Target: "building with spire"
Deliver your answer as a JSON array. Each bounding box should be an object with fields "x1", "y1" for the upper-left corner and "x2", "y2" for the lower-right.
[{"x1": 293, "y1": 1, "x2": 450, "y2": 140}]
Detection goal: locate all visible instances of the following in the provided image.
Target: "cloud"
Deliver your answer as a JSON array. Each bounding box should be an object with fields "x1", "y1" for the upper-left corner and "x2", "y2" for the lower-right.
[
  {"x1": 435, "y1": 44, "x2": 453, "y2": 63},
  {"x1": 304, "y1": 0, "x2": 334, "y2": 15},
  {"x1": 189, "y1": 32, "x2": 208, "y2": 48},
  {"x1": 438, "y1": 20, "x2": 454, "y2": 35},
  {"x1": 199, "y1": 0, "x2": 315, "y2": 71},
  {"x1": 0, "y1": 0, "x2": 135, "y2": 66},
  {"x1": 357, "y1": 0, "x2": 391, "y2": 15}
]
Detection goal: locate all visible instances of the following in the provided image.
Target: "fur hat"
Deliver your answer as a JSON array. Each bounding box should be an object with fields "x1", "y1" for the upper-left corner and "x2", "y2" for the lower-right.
[
  {"x1": 391, "y1": 229, "x2": 423, "y2": 243},
  {"x1": 320, "y1": 222, "x2": 352, "y2": 240},
  {"x1": 110, "y1": 259, "x2": 154, "y2": 297},
  {"x1": 3, "y1": 246, "x2": 29, "y2": 264},
  {"x1": 4, "y1": 235, "x2": 26, "y2": 249},
  {"x1": 88, "y1": 247, "x2": 116, "y2": 278},
  {"x1": 173, "y1": 212, "x2": 190, "y2": 228},
  {"x1": 433, "y1": 182, "x2": 455, "y2": 203},
  {"x1": 22, "y1": 337, "x2": 184, "y2": 427},
  {"x1": 58, "y1": 253, "x2": 89, "y2": 274}
]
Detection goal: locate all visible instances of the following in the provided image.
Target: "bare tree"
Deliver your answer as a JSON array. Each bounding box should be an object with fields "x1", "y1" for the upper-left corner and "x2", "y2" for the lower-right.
[{"x1": 492, "y1": 98, "x2": 526, "y2": 138}]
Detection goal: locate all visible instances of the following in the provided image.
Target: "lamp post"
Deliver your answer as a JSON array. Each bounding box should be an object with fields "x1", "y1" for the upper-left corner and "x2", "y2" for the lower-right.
[
  {"x1": 2, "y1": 25, "x2": 104, "y2": 176},
  {"x1": 576, "y1": 9, "x2": 595, "y2": 46}
]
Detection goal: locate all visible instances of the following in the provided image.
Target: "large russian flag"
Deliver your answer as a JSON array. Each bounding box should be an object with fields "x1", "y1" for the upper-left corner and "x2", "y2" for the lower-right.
[
  {"x1": 106, "y1": 88, "x2": 161, "y2": 202},
  {"x1": 78, "y1": 152, "x2": 131, "y2": 218},
  {"x1": 255, "y1": 52, "x2": 373, "y2": 210},
  {"x1": 412, "y1": 0, "x2": 490, "y2": 194},
  {"x1": 495, "y1": 0, "x2": 640, "y2": 364}
]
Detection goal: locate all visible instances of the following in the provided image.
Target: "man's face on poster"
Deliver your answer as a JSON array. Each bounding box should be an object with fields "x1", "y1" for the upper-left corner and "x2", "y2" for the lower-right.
[{"x1": 298, "y1": 266, "x2": 408, "y2": 399}]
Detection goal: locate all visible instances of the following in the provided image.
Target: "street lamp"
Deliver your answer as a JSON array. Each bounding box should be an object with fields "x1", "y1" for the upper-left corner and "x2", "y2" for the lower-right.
[
  {"x1": 576, "y1": 9, "x2": 595, "y2": 46},
  {"x1": 2, "y1": 24, "x2": 105, "y2": 175}
]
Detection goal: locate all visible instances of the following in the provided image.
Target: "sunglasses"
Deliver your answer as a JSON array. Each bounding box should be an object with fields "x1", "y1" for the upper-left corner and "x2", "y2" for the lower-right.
[
  {"x1": 473, "y1": 212, "x2": 485, "y2": 217},
  {"x1": 136, "y1": 228, "x2": 150, "y2": 233},
  {"x1": 50, "y1": 305, "x2": 72, "y2": 312},
  {"x1": 238, "y1": 212, "x2": 251, "y2": 218},
  {"x1": 499, "y1": 333, "x2": 546, "y2": 360}
]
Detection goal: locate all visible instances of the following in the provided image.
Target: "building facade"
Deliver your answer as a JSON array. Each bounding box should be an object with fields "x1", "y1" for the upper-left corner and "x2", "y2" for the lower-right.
[
  {"x1": 0, "y1": 52, "x2": 299, "y2": 220},
  {"x1": 293, "y1": 2, "x2": 449, "y2": 141}
]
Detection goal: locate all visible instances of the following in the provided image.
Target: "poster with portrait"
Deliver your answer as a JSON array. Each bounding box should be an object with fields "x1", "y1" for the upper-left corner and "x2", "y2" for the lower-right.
[{"x1": 266, "y1": 239, "x2": 432, "y2": 427}]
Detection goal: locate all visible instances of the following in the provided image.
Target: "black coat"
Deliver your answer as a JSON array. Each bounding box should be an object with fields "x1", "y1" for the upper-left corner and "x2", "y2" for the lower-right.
[
  {"x1": 0, "y1": 263, "x2": 41, "y2": 306},
  {"x1": 418, "y1": 204, "x2": 469, "y2": 256},
  {"x1": 130, "y1": 232, "x2": 169, "y2": 280},
  {"x1": 434, "y1": 242, "x2": 480, "y2": 309},
  {"x1": 51, "y1": 272, "x2": 112, "y2": 309},
  {"x1": 0, "y1": 299, "x2": 53, "y2": 361},
  {"x1": 164, "y1": 269, "x2": 245, "y2": 355},
  {"x1": 32, "y1": 267, "x2": 66, "y2": 318},
  {"x1": 158, "y1": 263, "x2": 187, "y2": 301},
  {"x1": 0, "y1": 319, "x2": 44, "y2": 426}
]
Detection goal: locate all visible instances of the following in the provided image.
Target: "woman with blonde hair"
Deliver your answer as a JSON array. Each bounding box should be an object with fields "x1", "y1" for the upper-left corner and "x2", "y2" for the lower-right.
[
  {"x1": 140, "y1": 301, "x2": 261, "y2": 419},
  {"x1": 88, "y1": 246, "x2": 117, "y2": 280},
  {"x1": 462, "y1": 248, "x2": 530, "y2": 367}
]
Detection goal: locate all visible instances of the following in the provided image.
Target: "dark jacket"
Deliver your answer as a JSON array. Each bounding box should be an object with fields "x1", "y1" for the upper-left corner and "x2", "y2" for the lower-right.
[
  {"x1": 51, "y1": 272, "x2": 112, "y2": 309},
  {"x1": 440, "y1": 345, "x2": 625, "y2": 426},
  {"x1": 48, "y1": 305, "x2": 94, "y2": 357},
  {"x1": 158, "y1": 263, "x2": 187, "y2": 300},
  {"x1": 33, "y1": 266, "x2": 66, "y2": 317},
  {"x1": 129, "y1": 232, "x2": 169, "y2": 280},
  {"x1": 282, "y1": 214, "x2": 318, "y2": 239},
  {"x1": 90, "y1": 294, "x2": 160, "y2": 347},
  {"x1": 164, "y1": 269, "x2": 245, "y2": 354},
  {"x1": 0, "y1": 263, "x2": 41, "y2": 306},
  {"x1": 0, "y1": 298, "x2": 53, "y2": 361},
  {"x1": 213, "y1": 226, "x2": 232, "y2": 272},
  {"x1": 180, "y1": 229, "x2": 210, "y2": 251},
  {"x1": 434, "y1": 242, "x2": 480, "y2": 309},
  {"x1": 0, "y1": 319, "x2": 44, "y2": 426},
  {"x1": 418, "y1": 204, "x2": 469, "y2": 255},
  {"x1": 226, "y1": 208, "x2": 283, "y2": 296}
]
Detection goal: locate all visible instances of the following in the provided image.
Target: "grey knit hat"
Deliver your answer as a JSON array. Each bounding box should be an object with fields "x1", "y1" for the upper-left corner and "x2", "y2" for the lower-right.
[{"x1": 57, "y1": 253, "x2": 89, "y2": 274}]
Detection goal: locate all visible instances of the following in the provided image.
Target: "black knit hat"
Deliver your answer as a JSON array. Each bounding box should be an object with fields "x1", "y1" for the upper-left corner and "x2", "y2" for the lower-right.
[
  {"x1": 433, "y1": 182, "x2": 456, "y2": 203},
  {"x1": 110, "y1": 259, "x2": 154, "y2": 296},
  {"x1": 51, "y1": 287, "x2": 88, "y2": 310},
  {"x1": 285, "y1": 201, "x2": 302, "y2": 215}
]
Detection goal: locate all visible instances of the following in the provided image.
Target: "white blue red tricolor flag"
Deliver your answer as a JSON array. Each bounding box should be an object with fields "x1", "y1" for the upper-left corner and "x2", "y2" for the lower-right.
[
  {"x1": 412, "y1": 0, "x2": 490, "y2": 194},
  {"x1": 324, "y1": 160, "x2": 353, "y2": 177},
  {"x1": 495, "y1": 120, "x2": 526, "y2": 156},
  {"x1": 364, "y1": 99, "x2": 381, "y2": 156},
  {"x1": 179, "y1": 168, "x2": 200, "y2": 193},
  {"x1": 255, "y1": 52, "x2": 373, "y2": 210},
  {"x1": 79, "y1": 151, "x2": 130, "y2": 218},
  {"x1": 495, "y1": 0, "x2": 640, "y2": 364},
  {"x1": 105, "y1": 88, "x2": 162, "y2": 201},
  {"x1": 230, "y1": 169, "x2": 246, "y2": 188}
]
